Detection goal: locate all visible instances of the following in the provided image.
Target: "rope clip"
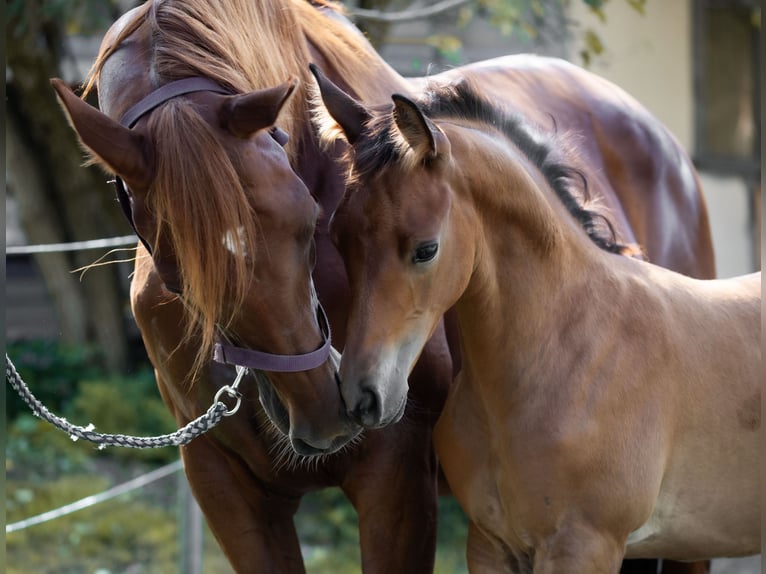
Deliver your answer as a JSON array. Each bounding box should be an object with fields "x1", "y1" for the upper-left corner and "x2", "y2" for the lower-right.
[{"x1": 214, "y1": 365, "x2": 247, "y2": 416}]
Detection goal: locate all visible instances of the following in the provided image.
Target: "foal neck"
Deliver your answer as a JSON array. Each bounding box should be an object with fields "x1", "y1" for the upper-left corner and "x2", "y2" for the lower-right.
[{"x1": 447, "y1": 123, "x2": 617, "y2": 371}]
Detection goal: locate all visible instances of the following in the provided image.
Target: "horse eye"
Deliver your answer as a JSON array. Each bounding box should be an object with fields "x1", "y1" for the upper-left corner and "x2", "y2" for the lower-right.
[{"x1": 412, "y1": 242, "x2": 439, "y2": 264}]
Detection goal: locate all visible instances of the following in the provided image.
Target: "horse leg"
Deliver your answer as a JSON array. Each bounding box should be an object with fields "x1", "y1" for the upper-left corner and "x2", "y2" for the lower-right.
[
  {"x1": 181, "y1": 435, "x2": 305, "y2": 574},
  {"x1": 661, "y1": 560, "x2": 710, "y2": 574},
  {"x1": 342, "y1": 425, "x2": 440, "y2": 574},
  {"x1": 619, "y1": 559, "x2": 710, "y2": 574},
  {"x1": 619, "y1": 559, "x2": 660, "y2": 573},
  {"x1": 531, "y1": 524, "x2": 624, "y2": 574}
]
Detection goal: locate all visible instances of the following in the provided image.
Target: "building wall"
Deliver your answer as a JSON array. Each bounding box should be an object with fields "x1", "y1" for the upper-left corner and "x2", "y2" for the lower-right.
[
  {"x1": 567, "y1": 0, "x2": 759, "y2": 278},
  {"x1": 568, "y1": 0, "x2": 694, "y2": 150}
]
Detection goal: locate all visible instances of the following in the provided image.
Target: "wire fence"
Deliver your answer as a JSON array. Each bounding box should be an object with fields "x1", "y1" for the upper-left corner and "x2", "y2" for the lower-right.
[
  {"x1": 6, "y1": 234, "x2": 205, "y2": 572},
  {"x1": 6, "y1": 460, "x2": 183, "y2": 533},
  {"x1": 5, "y1": 235, "x2": 138, "y2": 255}
]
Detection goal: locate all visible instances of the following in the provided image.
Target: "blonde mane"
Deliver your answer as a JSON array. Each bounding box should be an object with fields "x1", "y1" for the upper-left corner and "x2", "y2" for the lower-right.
[
  {"x1": 84, "y1": 0, "x2": 404, "y2": 158},
  {"x1": 82, "y1": 0, "x2": 405, "y2": 375}
]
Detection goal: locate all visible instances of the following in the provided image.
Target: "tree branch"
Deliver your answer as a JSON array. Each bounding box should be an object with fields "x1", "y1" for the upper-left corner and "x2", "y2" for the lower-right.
[{"x1": 349, "y1": 0, "x2": 475, "y2": 23}]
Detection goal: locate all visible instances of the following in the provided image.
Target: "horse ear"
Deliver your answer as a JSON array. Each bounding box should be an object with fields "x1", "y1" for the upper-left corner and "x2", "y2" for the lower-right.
[
  {"x1": 50, "y1": 78, "x2": 152, "y2": 187},
  {"x1": 391, "y1": 94, "x2": 448, "y2": 163},
  {"x1": 219, "y1": 78, "x2": 298, "y2": 138},
  {"x1": 309, "y1": 63, "x2": 371, "y2": 144}
]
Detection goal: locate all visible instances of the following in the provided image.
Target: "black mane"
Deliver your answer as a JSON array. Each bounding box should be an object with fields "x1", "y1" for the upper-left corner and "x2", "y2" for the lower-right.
[{"x1": 351, "y1": 81, "x2": 633, "y2": 255}]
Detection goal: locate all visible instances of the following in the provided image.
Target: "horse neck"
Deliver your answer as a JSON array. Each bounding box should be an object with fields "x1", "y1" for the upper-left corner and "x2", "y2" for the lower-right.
[{"x1": 448, "y1": 127, "x2": 610, "y2": 375}]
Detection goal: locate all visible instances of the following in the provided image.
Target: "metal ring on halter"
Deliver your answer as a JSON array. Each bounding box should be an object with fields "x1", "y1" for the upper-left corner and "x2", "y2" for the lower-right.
[
  {"x1": 213, "y1": 365, "x2": 247, "y2": 416},
  {"x1": 214, "y1": 386, "x2": 243, "y2": 417}
]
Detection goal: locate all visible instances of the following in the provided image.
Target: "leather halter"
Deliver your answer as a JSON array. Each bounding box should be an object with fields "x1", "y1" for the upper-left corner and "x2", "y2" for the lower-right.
[
  {"x1": 113, "y1": 77, "x2": 232, "y2": 255},
  {"x1": 113, "y1": 78, "x2": 333, "y2": 373}
]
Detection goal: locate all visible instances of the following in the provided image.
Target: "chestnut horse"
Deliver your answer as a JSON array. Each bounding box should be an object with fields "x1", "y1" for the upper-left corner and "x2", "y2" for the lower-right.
[
  {"x1": 314, "y1": 74, "x2": 761, "y2": 571},
  {"x1": 52, "y1": 0, "x2": 713, "y2": 571}
]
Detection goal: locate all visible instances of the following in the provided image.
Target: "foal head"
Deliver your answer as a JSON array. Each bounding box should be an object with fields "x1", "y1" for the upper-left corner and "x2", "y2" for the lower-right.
[
  {"x1": 310, "y1": 67, "x2": 468, "y2": 427},
  {"x1": 313, "y1": 67, "x2": 632, "y2": 428}
]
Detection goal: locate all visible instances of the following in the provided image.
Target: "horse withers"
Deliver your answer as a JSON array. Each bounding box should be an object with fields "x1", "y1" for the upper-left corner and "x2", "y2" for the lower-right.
[{"x1": 313, "y1": 72, "x2": 760, "y2": 571}]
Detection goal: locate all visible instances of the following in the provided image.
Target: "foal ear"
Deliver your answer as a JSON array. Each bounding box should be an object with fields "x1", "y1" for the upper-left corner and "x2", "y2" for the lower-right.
[
  {"x1": 50, "y1": 78, "x2": 153, "y2": 187},
  {"x1": 219, "y1": 79, "x2": 298, "y2": 138},
  {"x1": 391, "y1": 94, "x2": 448, "y2": 163},
  {"x1": 309, "y1": 63, "x2": 371, "y2": 144}
]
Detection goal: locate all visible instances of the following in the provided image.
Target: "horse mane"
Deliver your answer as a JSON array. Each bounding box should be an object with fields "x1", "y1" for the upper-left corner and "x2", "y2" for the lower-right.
[
  {"x1": 81, "y1": 0, "x2": 399, "y2": 374},
  {"x1": 349, "y1": 81, "x2": 636, "y2": 256},
  {"x1": 83, "y1": 0, "x2": 399, "y2": 148},
  {"x1": 147, "y1": 99, "x2": 259, "y2": 367}
]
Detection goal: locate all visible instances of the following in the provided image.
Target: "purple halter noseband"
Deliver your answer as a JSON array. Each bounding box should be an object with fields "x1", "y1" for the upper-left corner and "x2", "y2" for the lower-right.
[{"x1": 114, "y1": 78, "x2": 332, "y2": 373}]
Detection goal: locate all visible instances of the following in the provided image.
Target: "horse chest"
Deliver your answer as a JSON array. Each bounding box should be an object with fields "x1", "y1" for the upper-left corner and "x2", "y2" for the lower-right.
[
  {"x1": 435, "y1": 374, "x2": 557, "y2": 551},
  {"x1": 434, "y1": 376, "x2": 513, "y2": 537}
]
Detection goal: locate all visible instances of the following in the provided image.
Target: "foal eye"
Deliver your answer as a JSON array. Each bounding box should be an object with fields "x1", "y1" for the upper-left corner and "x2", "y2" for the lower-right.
[{"x1": 412, "y1": 242, "x2": 439, "y2": 264}]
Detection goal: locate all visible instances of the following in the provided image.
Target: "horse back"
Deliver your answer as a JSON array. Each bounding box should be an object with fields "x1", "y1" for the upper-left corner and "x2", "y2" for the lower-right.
[{"x1": 432, "y1": 54, "x2": 716, "y2": 279}]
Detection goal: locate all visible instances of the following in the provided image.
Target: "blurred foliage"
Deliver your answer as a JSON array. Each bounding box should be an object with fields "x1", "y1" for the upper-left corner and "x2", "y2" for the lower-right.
[
  {"x1": 7, "y1": 470, "x2": 232, "y2": 573},
  {"x1": 7, "y1": 475, "x2": 175, "y2": 574},
  {"x1": 6, "y1": 339, "x2": 174, "y2": 484},
  {"x1": 7, "y1": 0, "x2": 125, "y2": 38},
  {"x1": 7, "y1": 339, "x2": 103, "y2": 422},
  {"x1": 351, "y1": 0, "x2": 648, "y2": 67},
  {"x1": 295, "y1": 488, "x2": 470, "y2": 573}
]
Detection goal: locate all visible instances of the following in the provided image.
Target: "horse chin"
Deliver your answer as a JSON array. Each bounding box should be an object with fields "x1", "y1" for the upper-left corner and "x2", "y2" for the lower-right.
[
  {"x1": 289, "y1": 429, "x2": 362, "y2": 457},
  {"x1": 254, "y1": 371, "x2": 291, "y2": 436},
  {"x1": 254, "y1": 370, "x2": 363, "y2": 456}
]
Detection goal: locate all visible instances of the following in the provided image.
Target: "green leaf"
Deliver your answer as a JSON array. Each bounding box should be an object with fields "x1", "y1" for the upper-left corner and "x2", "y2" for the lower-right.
[
  {"x1": 626, "y1": 0, "x2": 647, "y2": 16},
  {"x1": 584, "y1": 28, "x2": 605, "y2": 55}
]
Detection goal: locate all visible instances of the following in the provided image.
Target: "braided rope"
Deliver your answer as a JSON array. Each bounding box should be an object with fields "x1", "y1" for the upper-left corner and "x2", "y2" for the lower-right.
[{"x1": 6, "y1": 354, "x2": 236, "y2": 449}]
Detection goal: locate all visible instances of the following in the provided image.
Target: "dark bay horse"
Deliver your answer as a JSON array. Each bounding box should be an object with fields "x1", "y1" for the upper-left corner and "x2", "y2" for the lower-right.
[
  {"x1": 52, "y1": 0, "x2": 713, "y2": 571},
  {"x1": 313, "y1": 74, "x2": 761, "y2": 571}
]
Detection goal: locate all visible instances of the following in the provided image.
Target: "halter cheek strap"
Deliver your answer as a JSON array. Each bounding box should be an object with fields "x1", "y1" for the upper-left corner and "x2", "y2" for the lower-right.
[{"x1": 213, "y1": 303, "x2": 333, "y2": 372}]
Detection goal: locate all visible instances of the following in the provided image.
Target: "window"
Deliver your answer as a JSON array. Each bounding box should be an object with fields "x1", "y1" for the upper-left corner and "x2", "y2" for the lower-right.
[{"x1": 693, "y1": 0, "x2": 761, "y2": 178}]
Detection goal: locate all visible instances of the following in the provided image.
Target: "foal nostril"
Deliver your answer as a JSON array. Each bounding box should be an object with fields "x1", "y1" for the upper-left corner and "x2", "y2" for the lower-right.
[
  {"x1": 358, "y1": 388, "x2": 376, "y2": 414},
  {"x1": 349, "y1": 387, "x2": 380, "y2": 427}
]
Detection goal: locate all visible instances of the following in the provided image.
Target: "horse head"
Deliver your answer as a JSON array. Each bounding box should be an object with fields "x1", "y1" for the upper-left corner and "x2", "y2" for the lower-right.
[
  {"x1": 313, "y1": 67, "x2": 472, "y2": 428},
  {"x1": 52, "y1": 75, "x2": 362, "y2": 455}
]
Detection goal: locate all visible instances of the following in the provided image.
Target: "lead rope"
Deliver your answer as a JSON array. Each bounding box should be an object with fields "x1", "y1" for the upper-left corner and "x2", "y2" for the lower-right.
[{"x1": 6, "y1": 354, "x2": 246, "y2": 449}]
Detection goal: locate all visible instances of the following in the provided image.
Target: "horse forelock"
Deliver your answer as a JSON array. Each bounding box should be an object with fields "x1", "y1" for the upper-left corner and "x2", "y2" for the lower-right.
[
  {"x1": 148, "y1": 100, "x2": 259, "y2": 374},
  {"x1": 351, "y1": 80, "x2": 636, "y2": 256}
]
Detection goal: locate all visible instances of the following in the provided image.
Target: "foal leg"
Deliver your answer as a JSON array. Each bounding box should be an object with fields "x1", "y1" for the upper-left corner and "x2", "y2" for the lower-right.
[
  {"x1": 181, "y1": 435, "x2": 306, "y2": 574},
  {"x1": 532, "y1": 524, "x2": 624, "y2": 574},
  {"x1": 466, "y1": 522, "x2": 516, "y2": 573}
]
